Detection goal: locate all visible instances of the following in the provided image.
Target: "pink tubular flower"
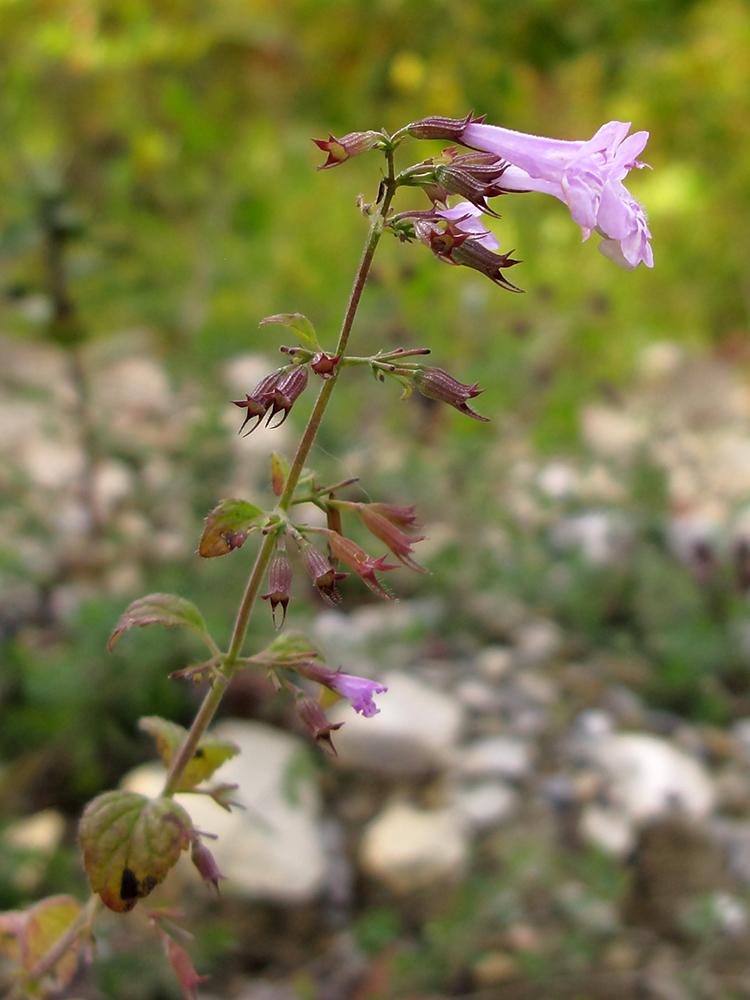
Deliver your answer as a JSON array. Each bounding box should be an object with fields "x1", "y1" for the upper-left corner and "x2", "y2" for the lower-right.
[
  {"x1": 297, "y1": 661, "x2": 388, "y2": 717},
  {"x1": 461, "y1": 119, "x2": 653, "y2": 270},
  {"x1": 356, "y1": 504, "x2": 427, "y2": 574}
]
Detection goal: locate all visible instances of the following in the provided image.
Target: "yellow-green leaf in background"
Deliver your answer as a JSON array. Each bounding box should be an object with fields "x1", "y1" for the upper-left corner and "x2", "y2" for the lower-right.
[{"x1": 139, "y1": 716, "x2": 239, "y2": 791}]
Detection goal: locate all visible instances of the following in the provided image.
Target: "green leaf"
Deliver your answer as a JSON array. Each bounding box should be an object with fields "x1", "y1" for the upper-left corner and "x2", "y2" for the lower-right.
[
  {"x1": 138, "y1": 716, "x2": 240, "y2": 791},
  {"x1": 108, "y1": 593, "x2": 213, "y2": 652},
  {"x1": 246, "y1": 630, "x2": 325, "y2": 670},
  {"x1": 199, "y1": 498, "x2": 264, "y2": 558},
  {"x1": 79, "y1": 791, "x2": 193, "y2": 913},
  {"x1": 259, "y1": 312, "x2": 320, "y2": 351}
]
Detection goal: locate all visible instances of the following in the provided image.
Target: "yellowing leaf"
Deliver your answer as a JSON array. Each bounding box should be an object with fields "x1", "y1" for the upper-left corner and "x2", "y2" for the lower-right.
[
  {"x1": 79, "y1": 792, "x2": 193, "y2": 913},
  {"x1": 138, "y1": 716, "x2": 239, "y2": 791},
  {"x1": 198, "y1": 498, "x2": 264, "y2": 558},
  {"x1": 0, "y1": 896, "x2": 83, "y2": 997}
]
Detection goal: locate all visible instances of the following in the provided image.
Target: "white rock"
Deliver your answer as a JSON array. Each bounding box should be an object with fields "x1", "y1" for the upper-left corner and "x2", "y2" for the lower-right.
[
  {"x1": 476, "y1": 646, "x2": 515, "y2": 680},
  {"x1": 537, "y1": 462, "x2": 580, "y2": 499},
  {"x1": 329, "y1": 671, "x2": 464, "y2": 775},
  {"x1": 359, "y1": 802, "x2": 468, "y2": 892},
  {"x1": 123, "y1": 721, "x2": 327, "y2": 904},
  {"x1": 580, "y1": 405, "x2": 646, "y2": 460},
  {"x1": 585, "y1": 732, "x2": 715, "y2": 831},
  {"x1": 451, "y1": 782, "x2": 518, "y2": 831},
  {"x1": 454, "y1": 736, "x2": 533, "y2": 782},
  {"x1": 22, "y1": 438, "x2": 85, "y2": 489},
  {"x1": 579, "y1": 804, "x2": 635, "y2": 856},
  {"x1": 550, "y1": 511, "x2": 632, "y2": 566},
  {"x1": 513, "y1": 618, "x2": 562, "y2": 666}
]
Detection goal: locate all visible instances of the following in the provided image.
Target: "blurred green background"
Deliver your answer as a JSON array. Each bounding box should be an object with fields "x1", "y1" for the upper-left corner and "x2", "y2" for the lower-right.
[{"x1": 2, "y1": 0, "x2": 750, "y2": 995}]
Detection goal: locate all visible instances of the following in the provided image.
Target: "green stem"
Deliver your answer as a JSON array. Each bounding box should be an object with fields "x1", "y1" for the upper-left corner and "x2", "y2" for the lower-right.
[{"x1": 161, "y1": 157, "x2": 398, "y2": 799}]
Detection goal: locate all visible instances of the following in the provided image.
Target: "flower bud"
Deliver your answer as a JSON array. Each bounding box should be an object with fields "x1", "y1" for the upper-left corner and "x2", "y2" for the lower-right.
[
  {"x1": 261, "y1": 551, "x2": 293, "y2": 629},
  {"x1": 265, "y1": 366, "x2": 309, "y2": 428},
  {"x1": 313, "y1": 130, "x2": 385, "y2": 169},
  {"x1": 310, "y1": 352, "x2": 341, "y2": 379},
  {"x1": 406, "y1": 112, "x2": 485, "y2": 141},
  {"x1": 191, "y1": 838, "x2": 226, "y2": 897},
  {"x1": 232, "y1": 369, "x2": 284, "y2": 436},
  {"x1": 297, "y1": 696, "x2": 343, "y2": 755},
  {"x1": 412, "y1": 366, "x2": 490, "y2": 422},
  {"x1": 301, "y1": 543, "x2": 348, "y2": 605}
]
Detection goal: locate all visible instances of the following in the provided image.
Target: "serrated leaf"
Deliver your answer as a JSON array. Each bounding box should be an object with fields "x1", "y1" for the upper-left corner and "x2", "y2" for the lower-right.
[
  {"x1": 199, "y1": 498, "x2": 264, "y2": 558},
  {"x1": 138, "y1": 717, "x2": 240, "y2": 791},
  {"x1": 259, "y1": 312, "x2": 320, "y2": 351},
  {"x1": 79, "y1": 791, "x2": 193, "y2": 913},
  {"x1": 108, "y1": 594, "x2": 213, "y2": 653}
]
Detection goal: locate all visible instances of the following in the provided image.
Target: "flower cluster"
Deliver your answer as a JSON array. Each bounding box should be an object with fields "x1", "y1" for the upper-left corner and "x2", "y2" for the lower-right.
[
  {"x1": 258, "y1": 500, "x2": 426, "y2": 631},
  {"x1": 407, "y1": 115, "x2": 653, "y2": 271}
]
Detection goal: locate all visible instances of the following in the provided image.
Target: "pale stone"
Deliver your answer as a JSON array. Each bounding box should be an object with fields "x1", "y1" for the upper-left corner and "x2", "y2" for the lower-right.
[
  {"x1": 585, "y1": 732, "x2": 715, "y2": 833},
  {"x1": 580, "y1": 405, "x2": 646, "y2": 460},
  {"x1": 22, "y1": 438, "x2": 85, "y2": 489},
  {"x1": 550, "y1": 511, "x2": 632, "y2": 566},
  {"x1": 123, "y1": 721, "x2": 327, "y2": 904},
  {"x1": 359, "y1": 802, "x2": 468, "y2": 892},
  {"x1": 454, "y1": 736, "x2": 533, "y2": 782},
  {"x1": 476, "y1": 646, "x2": 515, "y2": 680},
  {"x1": 451, "y1": 781, "x2": 518, "y2": 831},
  {"x1": 536, "y1": 462, "x2": 580, "y2": 499},
  {"x1": 513, "y1": 618, "x2": 562, "y2": 666},
  {"x1": 329, "y1": 671, "x2": 464, "y2": 775},
  {"x1": 93, "y1": 460, "x2": 135, "y2": 516},
  {"x1": 579, "y1": 803, "x2": 635, "y2": 856}
]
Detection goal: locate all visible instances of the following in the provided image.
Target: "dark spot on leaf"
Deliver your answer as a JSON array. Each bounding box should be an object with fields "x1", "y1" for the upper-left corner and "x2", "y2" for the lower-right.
[
  {"x1": 141, "y1": 875, "x2": 158, "y2": 895},
  {"x1": 194, "y1": 748, "x2": 205, "y2": 759},
  {"x1": 120, "y1": 867, "x2": 139, "y2": 900}
]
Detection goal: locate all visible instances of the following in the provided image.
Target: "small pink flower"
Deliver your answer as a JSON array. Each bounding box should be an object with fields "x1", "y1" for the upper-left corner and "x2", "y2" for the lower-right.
[
  {"x1": 298, "y1": 662, "x2": 388, "y2": 718},
  {"x1": 461, "y1": 119, "x2": 653, "y2": 270}
]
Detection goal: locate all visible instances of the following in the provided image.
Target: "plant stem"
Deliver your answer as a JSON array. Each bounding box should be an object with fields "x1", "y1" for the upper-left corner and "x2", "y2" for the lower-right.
[{"x1": 160, "y1": 157, "x2": 398, "y2": 798}]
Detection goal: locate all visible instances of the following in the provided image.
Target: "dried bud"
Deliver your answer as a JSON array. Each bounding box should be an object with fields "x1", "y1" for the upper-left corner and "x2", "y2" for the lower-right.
[
  {"x1": 357, "y1": 504, "x2": 427, "y2": 574},
  {"x1": 301, "y1": 543, "x2": 348, "y2": 605},
  {"x1": 297, "y1": 696, "x2": 343, "y2": 754},
  {"x1": 232, "y1": 369, "x2": 284, "y2": 435},
  {"x1": 313, "y1": 130, "x2": 385, "y2": 169},
  {"x1": 265, "y1": 366, "x2": 309, "y2": 428},
  {"x1": 433, "y1": 150, "x2": 510, "y2": 215},
  {"x1": 449, "y1": 236, "x2": 522, "y2": 291},
  {"x1": 412, "y1": 366, "x2": 490, "y2": 422},
  {"x1": 406, "y1": 112, "x2": 486, "y2": 141},
  {"x1": 324, "y1": 530, "x2": 398, "y2": 601},
  {"x1": 310, "y1": 352, "x2": 341, "y2": 379},
  {"x1": 191, "y1": 838, "x2": 227, "y2": 897},
  {"x1": 261, "y1": 551, "x2": 293, "y2": 629},
  {"x1": 164, "y1": 937, "x2": 210, "y2": 1000},
  {"x1": 366, "y1": 502, "x2": 420, "y2": 530}
]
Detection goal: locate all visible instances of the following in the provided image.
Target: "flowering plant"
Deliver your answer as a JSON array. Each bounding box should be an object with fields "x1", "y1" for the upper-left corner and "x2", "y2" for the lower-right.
[{"x1": 0, "y1": 112, "x2": 652, "y2": 999}]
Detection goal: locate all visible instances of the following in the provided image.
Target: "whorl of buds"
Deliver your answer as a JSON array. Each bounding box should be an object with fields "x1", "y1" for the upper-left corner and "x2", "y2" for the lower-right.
[
  {"x1": 406, "y1": 112, "x2": 486, "y2": 141},
  {"x1": 313, "y1": 130, "x2": 385, "y2": 169},
  {"x1": 412, "y1": 366, "x2": 489, "y2": 422}
]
